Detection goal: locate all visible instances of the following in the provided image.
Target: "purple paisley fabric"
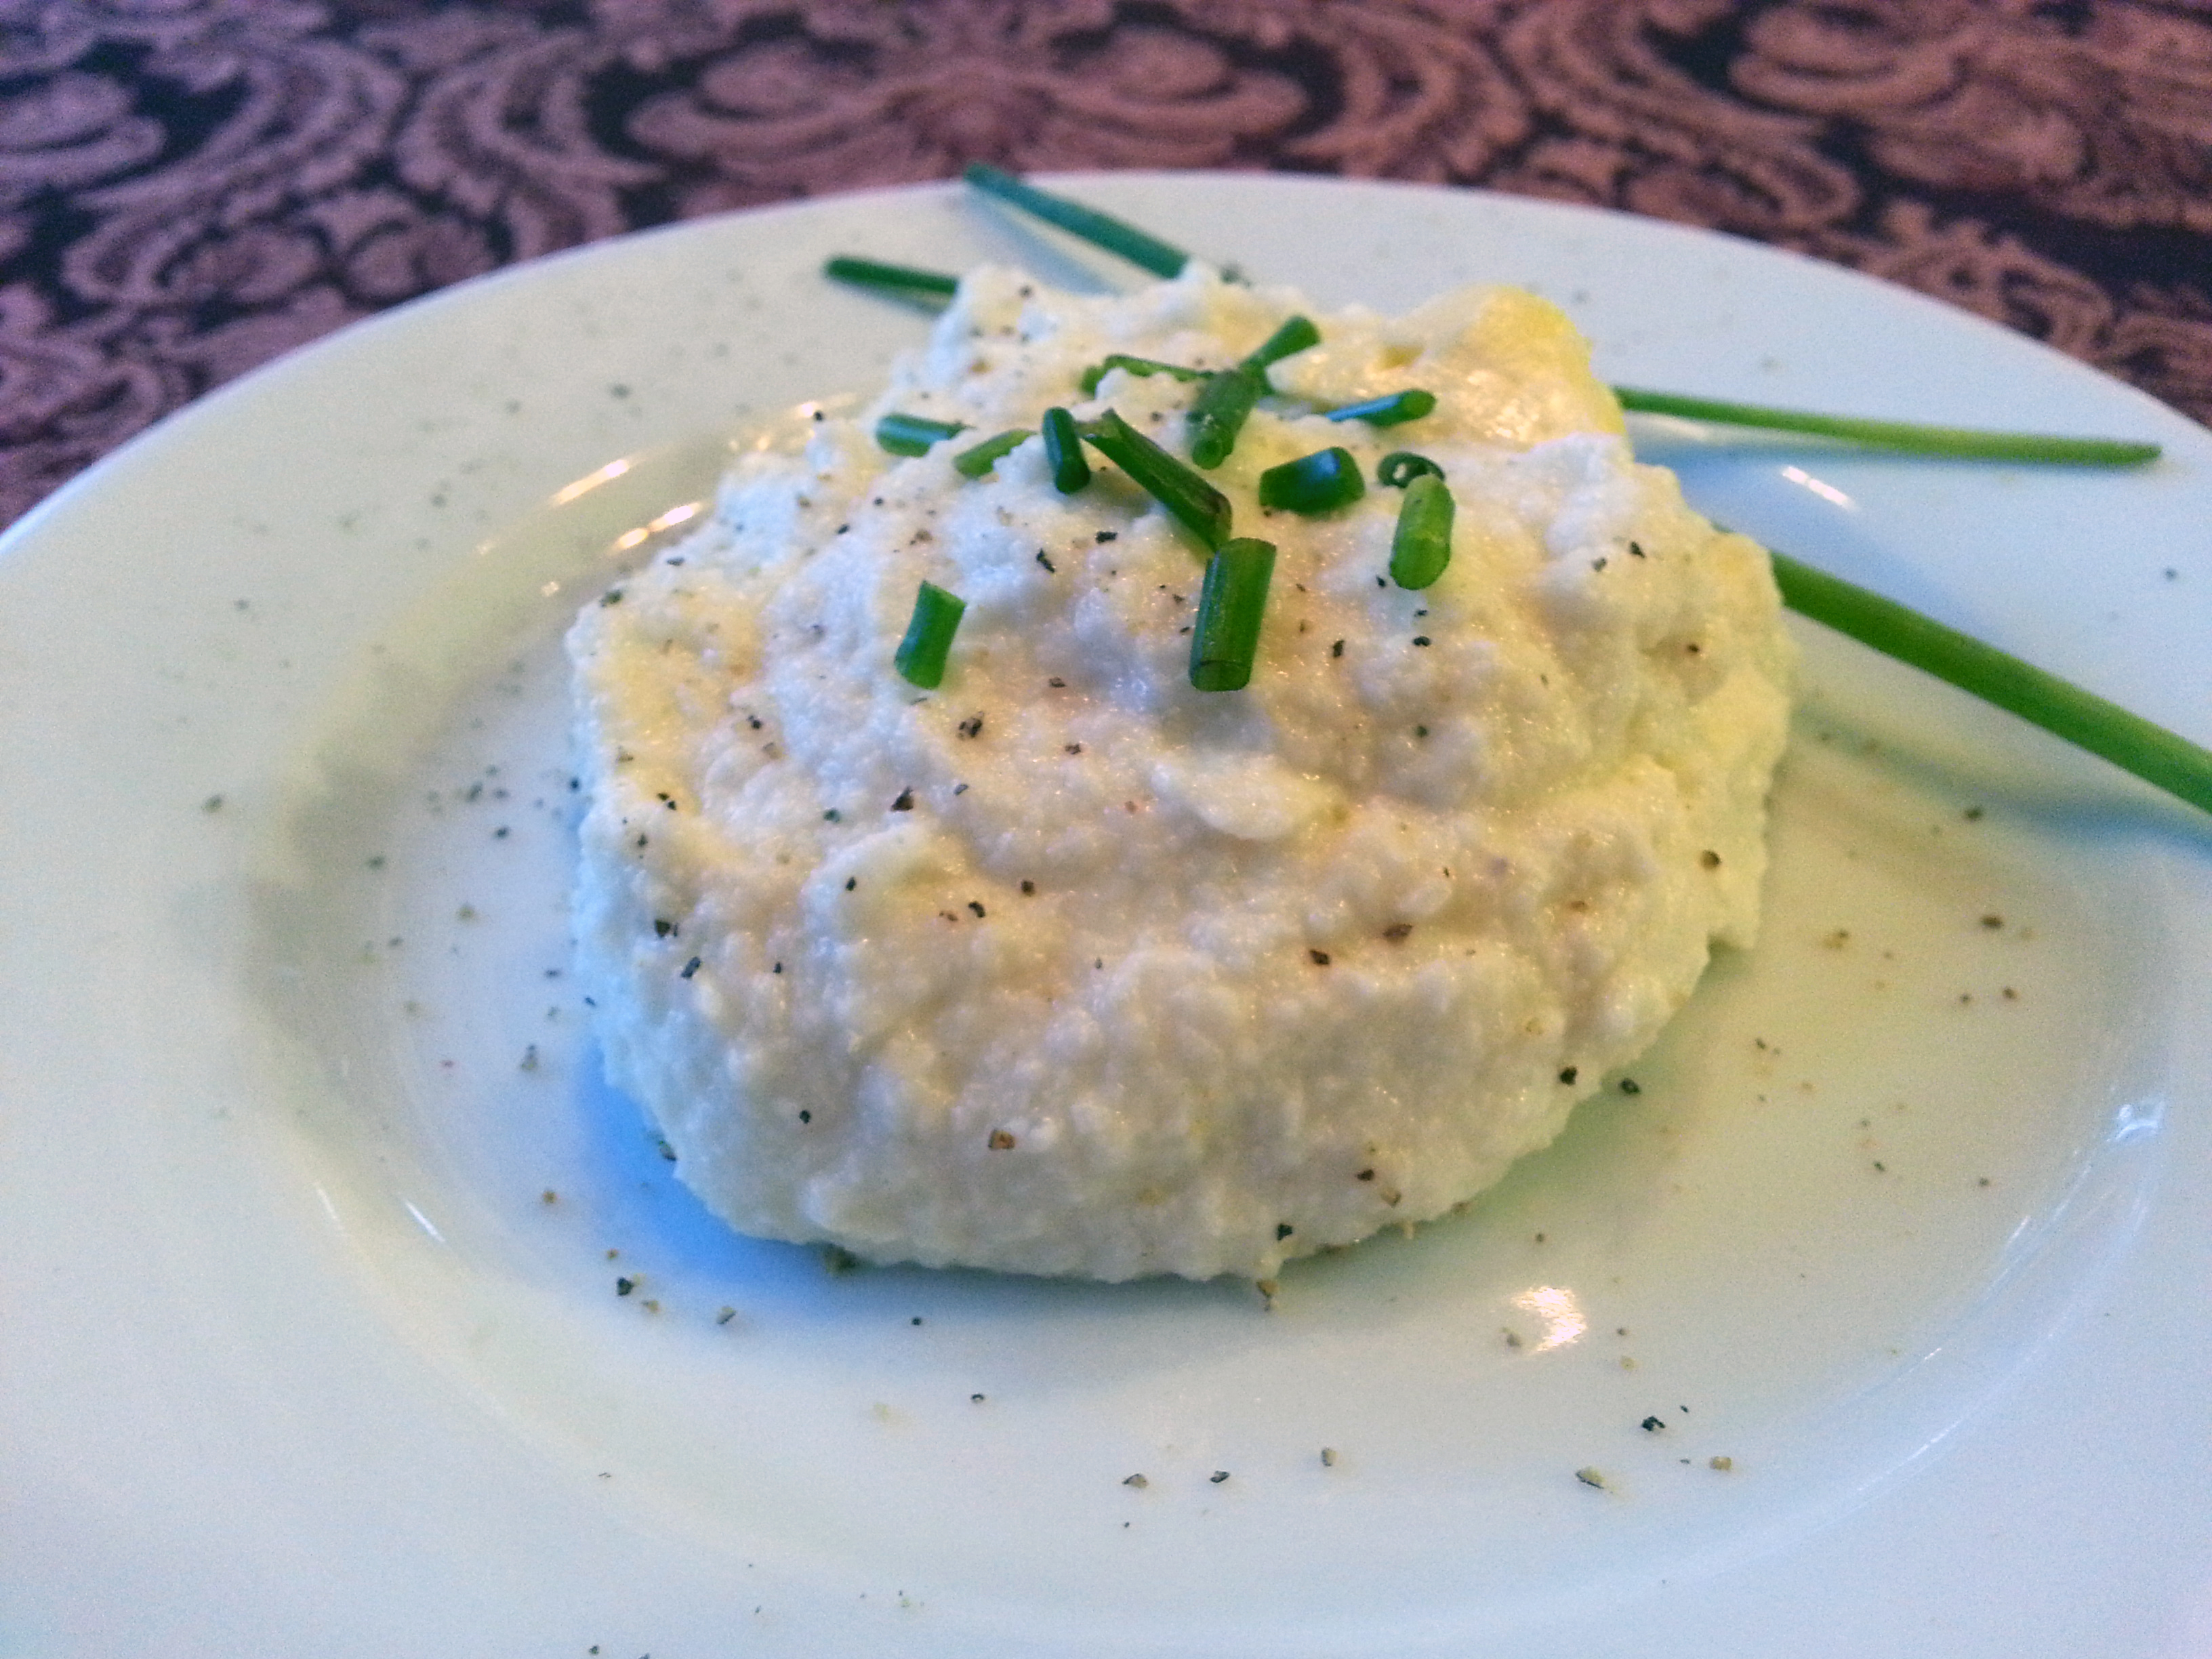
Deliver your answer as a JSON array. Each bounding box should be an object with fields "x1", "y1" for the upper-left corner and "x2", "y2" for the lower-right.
[{"x1": 3, "y1": 0, "x2": 2209, "y2": 525}]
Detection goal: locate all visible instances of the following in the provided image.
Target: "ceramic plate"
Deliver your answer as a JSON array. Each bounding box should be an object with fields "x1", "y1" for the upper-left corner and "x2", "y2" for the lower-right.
[{"x1": 4, "y1": 176, "x2": 2209, "y2": 1658}]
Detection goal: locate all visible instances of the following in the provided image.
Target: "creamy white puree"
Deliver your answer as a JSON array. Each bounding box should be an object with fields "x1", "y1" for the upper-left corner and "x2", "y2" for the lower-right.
[{"x1": 567, "y1": 264, "x2": 1794, "y2": 1282}]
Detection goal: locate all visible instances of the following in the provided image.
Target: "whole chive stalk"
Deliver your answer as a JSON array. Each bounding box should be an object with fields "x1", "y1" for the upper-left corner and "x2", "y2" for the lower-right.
[
  {"x1": 937, "y1": 177, "x2": 2158, "y2": 467},
  {"x1": 1378, "y1": 451, "x2": 1446, "y2": 487},
  {"x1": 1328, "y1": 389, "x2": 1437, "y2": 428},
  {"x1": 1615, "y1": 386, "x2": 2160, "y2": 466},
  {"x1": 1190, "y1": 538, "x2": 1277, "y2": 691},
  {"x1": 1042, "y1": 407, "x2": 1090, "y2": 492},
  {"x1": 1259, "y1": 447, "x2": 1366, "y2": 514},
  {"x1": 1079, "y1": 354, "x2": 1208, "y2": 396},
  {"x1": 878, "y1": 411, "x2": 967, "y2": 457},
  {"x1": 1189, "y1": 367, "x2": 1262, "y2": 469},
  {"x1": 1081, "y1": 409, "x2": 1232, "y2": 550},
  {"x1": 825, "y1": 255, "x2": 960, "y2": 298},
  {"x1": 963, "y1": 162, "x2": 1189, "y2": 278},
  {"x1": 1771, "y1": 552, "x2": 2212, "y2": 814},
  {"x1": 953, "y1": 428, "x2": 1033, "y2": 478},
  {"x1": 895, "y1": 580, "x2": 967, "y2": 689},
  {"x1": 1389, "y1": 474, "x2": 1455, "y2": 590}
]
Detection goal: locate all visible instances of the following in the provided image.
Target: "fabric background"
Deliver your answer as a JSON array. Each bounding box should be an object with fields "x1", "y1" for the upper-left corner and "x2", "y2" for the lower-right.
[{"x1": 3, "y1": 0, "x2": 2209, "y2": 527}]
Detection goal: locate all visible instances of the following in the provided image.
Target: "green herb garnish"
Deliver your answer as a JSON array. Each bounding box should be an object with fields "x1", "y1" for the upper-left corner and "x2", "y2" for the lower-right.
[
  {"x1": 963, "y1": 162, "x2": 1188, "y2": 279},
  {"x1": 825, "y1": 255, "x2": 960, "y2": 300},
  {"x1": 1081, "y1": 409, "x2": 1232, "y2": 550},
  {"x1": 1327, "y1": 389, "x2": 1437, "y2": 428},
  {"x1": 1185, "y1": 316, "x2": 1324, "y2": 469},
  {"x1": 1771, "y1": 552, "x2": 2212, "y2": 813},
  {"x1": 894, "y1": 580, "x2": 967, "y2": 689},
  {"x1": 1258, "y1": 447, "x2": 1366, "y2": 514},
  {"x1": 1189, "y1": 368, "x2": 1263, "y2": 470},
  {"x1": 952, "y1": 428, "x2": 1032, "y2": 478},
  {"x1": 1389, "y1": 474, "x2": 1455, "y2": 590},
  {"x1": 877, "y1": 411, "x2": 967, "y2": 456},
  {"x1": 1615, "y1": 387, "x2": 2159, "y2": 466},
  {"x1": 1246, "y1": 315, "x2": 1320, "y2": 369},
  {"x1": 1042, "y1": 407, "x2": 1090, "y2": 492},
  {"x1": 1190, "y1": 537, "x2": 1277, "y2": 691},
  {"x1": 1377, "y1": 451, "x2": 1446, "y2": 487},
  {"x1": 1078, "y1": 354, "x2": 1208, "y2": 396}
]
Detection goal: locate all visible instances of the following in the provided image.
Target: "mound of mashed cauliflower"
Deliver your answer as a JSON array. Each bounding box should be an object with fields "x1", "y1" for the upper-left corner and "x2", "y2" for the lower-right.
[{"x1": 567, "y1": 264, "x2": 1794, "y2": 1282}]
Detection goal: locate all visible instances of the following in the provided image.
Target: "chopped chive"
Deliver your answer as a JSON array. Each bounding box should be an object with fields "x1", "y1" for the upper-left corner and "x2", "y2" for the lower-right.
[
  {"x1": 824, "y1": 255, "x2": 960, "y2": 298},
  {"x1": 1378, "y1": 451, "x2": 1446, "y2": 488},
  {"x1": 1042, "y1": 407, "x2": 1090, "y2": 492},
  {"x1": 1190, "y1": 538, "x2": 1277, "y2": 691},
  {"x1": 1327, "y1": 389, "x2": 1437, "y2": 428},
  {"x1": 894, "y1": 580, "x2": 966, "y2": 689},
  {"x1": 1078, "y1": 354, "x2": 1207, "y2": 396},
  {"x1": 1185, "y1": 320, "x2": 1324, "y2": 469},
  {"x1": 1245, "y1": 315, "x2": 1320, "y2": 370},
  {"x1": 1389, "y1": 474, "x2": 1455, "y2": 590},
  {"x1": 962, "y1": 163, "x2": 1189, "y2": 278},
  {"x1": 1189, "y1": 367, "x2": 1263, "y2": 470},
  {"x1": 1081, "y1": 409, "x2": 1233, "y2": 550},
  {"x1": 877, "y1": 411, "x2": 967, "y2": 457},
  {"x1": 953, "y1": 428, "x2": 1033, "y2": 478},
  {"x1": 1614, "y1": 387, "x2": 2160, "y2": 466},
  {"x1": 1771, "y1": 552, "x2": 2212, "y2": 815},
  {"x1": 1259, "y1": 447, "x2": 1366, "y2": 514}
]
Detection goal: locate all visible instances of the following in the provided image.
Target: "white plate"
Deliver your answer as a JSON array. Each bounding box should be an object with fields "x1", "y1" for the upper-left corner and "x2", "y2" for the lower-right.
[{"x1": 5, "y1": 176, "x2": 2210, "y2": 1658}]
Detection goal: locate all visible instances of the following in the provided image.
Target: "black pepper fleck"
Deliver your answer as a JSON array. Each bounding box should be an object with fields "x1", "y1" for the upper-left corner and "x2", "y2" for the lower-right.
[
  {"x1": 680, "y1": 956, "x2": 701, "y2": 979},
  {"x1": 890, "y1": 788, "x2": 914, "y2": 811}
]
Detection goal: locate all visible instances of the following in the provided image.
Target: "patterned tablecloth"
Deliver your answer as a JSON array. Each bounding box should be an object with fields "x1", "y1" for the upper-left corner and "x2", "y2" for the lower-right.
[{"x1": 3, "y1": 0, "x2": 2208, "y2": 528}]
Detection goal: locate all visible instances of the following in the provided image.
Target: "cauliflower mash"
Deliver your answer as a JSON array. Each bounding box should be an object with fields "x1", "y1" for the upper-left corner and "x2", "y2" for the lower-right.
[{"x1": 567, "y1": 264, "x2": 1795, "y2": 1282}]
